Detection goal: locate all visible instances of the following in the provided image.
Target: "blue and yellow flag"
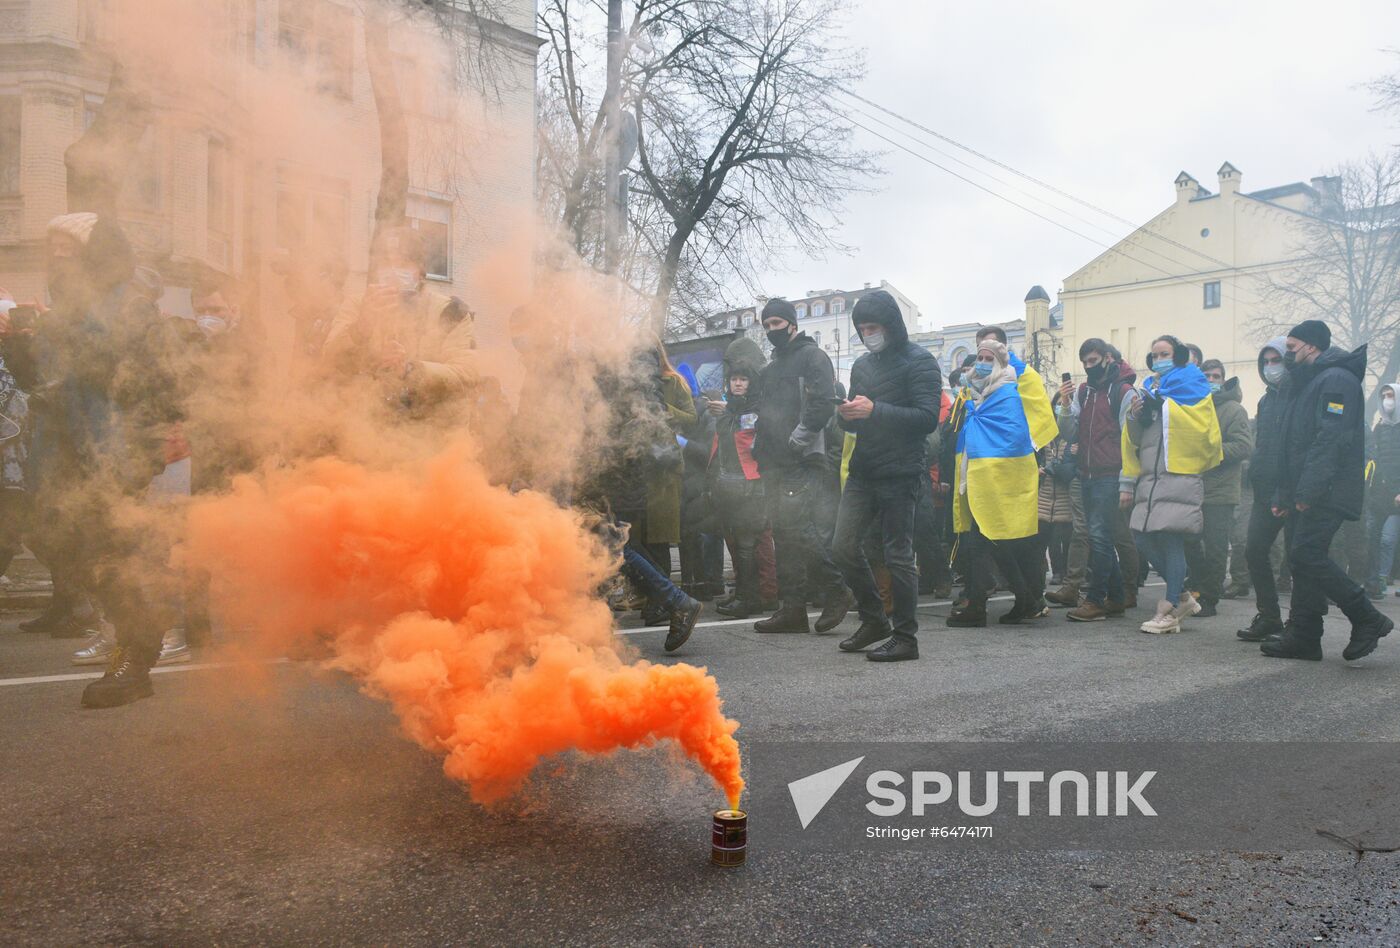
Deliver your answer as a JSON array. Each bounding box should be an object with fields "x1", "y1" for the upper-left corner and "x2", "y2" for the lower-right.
[
  {"x1": 1017, "y1": 366, "x2": 1059, "y2": 450},
  {"x1": 953, "y1": 382, "x2": 1040, "y2": 541},
  {"x1": 1122, "y1": 364, "x2": 1223, "y2": 477}
]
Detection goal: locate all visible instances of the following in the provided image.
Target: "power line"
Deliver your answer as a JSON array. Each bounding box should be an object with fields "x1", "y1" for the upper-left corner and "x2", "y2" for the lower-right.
[
  {"x1": 846, "y1": 103, "x2": 1263, "y2": 305},
  {"x1": 837, "y1": 87, "x2": 1243, "y2": 277},
  {"x1": 846, "y1": 115, "x2": 1260, "y2": 310}
]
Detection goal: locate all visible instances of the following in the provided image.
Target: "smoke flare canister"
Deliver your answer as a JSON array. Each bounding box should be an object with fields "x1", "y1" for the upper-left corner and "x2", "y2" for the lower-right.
[{"x1": 711, "y1": 809, "x2": 747, "y2": 867}]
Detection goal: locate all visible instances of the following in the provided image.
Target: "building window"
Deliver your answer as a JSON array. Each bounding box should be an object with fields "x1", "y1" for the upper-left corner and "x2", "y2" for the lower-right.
[
  {"x1": 207, "y1": 139, "x2": 230, "y2": 234},
  {"x1": 408, "y1": 194, "x2": 452, "y2": 281},
  {"x1": 795, "y1": 303, "x2": 807, "y2": 318},
  {"x1": 812, "y1": 301, "x2": 826, "y2": 318},
  {"x1": 279, "y1": 0, "x2": 353, "y2": 98},
  {"x1": 1203, "y1": 281, "x2": 1221, "y2": 309},
  {"x1": 832, "y1": 296, "x2": 845, "y2": 314},
  {"x1": 276, "y1": 175, "x2": 349, "y2": 258},
  {"x1": 0, "y1": 98, "x2": 19, "y2": 196},
  {"x1": 813, "y1": 330, "x2": 822, "y2": 347}
]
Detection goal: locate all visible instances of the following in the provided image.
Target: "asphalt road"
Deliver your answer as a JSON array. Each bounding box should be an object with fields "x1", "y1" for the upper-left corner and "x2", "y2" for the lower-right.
[{"x1": 4, "y1": 587, "x2": 1399, "y2": 946}]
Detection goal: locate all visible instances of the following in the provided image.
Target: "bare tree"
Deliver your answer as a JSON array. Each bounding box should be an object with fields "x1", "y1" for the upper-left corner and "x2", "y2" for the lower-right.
[
  {"x1": 537, "y1": 0, "x2": 879, "y2": 332},
  {"x1": 1258, "y1": 153, "x2": 1400, "y2": 391}
]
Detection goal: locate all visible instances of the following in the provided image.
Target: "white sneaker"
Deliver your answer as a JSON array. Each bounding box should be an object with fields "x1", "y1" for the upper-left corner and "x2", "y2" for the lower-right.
[
  {"x1": 71, "y1": 622, "x2": 117, "y2": 666},
  {"x1": 157, "y1": 627, "x2": 192, "y2": 666},
  {"x1": 1139, "y1": 602, "x2": 1180, "y2": 635}
]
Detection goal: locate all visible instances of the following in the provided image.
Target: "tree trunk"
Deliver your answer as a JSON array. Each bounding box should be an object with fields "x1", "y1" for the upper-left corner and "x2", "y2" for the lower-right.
[
  {"x1": 63, "y1": 62, "x2": 150, "y2": 218},
  {"x1": 364, "y1": 9, "x2": 409, "y2": 269},
  {"x1": 651, "y1": 227, "x2": 689, "y2": 334}
]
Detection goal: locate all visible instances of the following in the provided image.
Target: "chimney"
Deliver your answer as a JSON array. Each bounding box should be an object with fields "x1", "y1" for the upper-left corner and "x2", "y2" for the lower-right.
[
  {"x1": 1175, "y1": 171, "x2": 1200, "y2": 207},
  {"x1": 1311, "y1": 176, "x2": 1343, "y2": 216},
  {"x1": 1217, "y1": 162, "x2": 1241, "y2": 198},
  {"x1": 1024, "y1": 285, "x2": 1051, "y2": 336}
]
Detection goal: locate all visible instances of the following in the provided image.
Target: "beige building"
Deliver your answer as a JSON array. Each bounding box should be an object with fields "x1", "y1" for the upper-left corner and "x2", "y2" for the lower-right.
[
  {"x1": 0, "y1": 0, "x2": 539, "y2": 352},
  {"x1": 1057, "y1": 163, "x2": 1332, "y2": 406}
]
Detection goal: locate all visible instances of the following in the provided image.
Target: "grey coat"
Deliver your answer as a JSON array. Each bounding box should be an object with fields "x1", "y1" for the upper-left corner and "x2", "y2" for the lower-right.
[{"x1": 1124, "y1": 410, "x2": 1203, "y2": 534}]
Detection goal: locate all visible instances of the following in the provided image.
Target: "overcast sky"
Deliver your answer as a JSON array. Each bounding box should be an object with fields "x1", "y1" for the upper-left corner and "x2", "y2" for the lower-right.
[{"x1": 762, "y1": 0, "x2": 1400, "y2": 332}]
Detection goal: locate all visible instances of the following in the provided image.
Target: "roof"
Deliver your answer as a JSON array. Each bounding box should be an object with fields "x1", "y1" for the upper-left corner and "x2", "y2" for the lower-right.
[
  {"x1": 1245, "y1": 182, "x2": 1318, "y2": 204},
  {"x1": 1024, "y1": 285, "x2": 1050, "y2": 303}
]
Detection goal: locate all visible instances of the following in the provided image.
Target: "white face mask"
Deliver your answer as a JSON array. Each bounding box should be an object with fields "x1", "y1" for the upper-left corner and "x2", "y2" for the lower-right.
[
  {"x1": 862, "y1": 329, "x2": 886, "y2": 353},
  {"x1": 196, "y1": 314, "x2": 229, "y2": 338},
  {"x1": 1262, "y1": 363, "x2": 1286, "y2": 385},
  {"x1": 1385, "y1": 396, "x2": 1396, "y2": 414}
]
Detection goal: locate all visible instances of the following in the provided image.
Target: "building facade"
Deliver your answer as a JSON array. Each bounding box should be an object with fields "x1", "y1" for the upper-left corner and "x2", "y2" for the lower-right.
[
  {"x1": 1057, "y1": 163, "x2": 1328, "y2": 404},
  {"x1": 679, "y1": 280, "x2": 925, "y2": 385},
  {"x1": 0, "y1": 0, "x2": 539, "y2": 354}
]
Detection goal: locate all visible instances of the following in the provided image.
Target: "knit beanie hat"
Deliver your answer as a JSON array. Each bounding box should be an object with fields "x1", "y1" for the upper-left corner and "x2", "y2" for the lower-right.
[
  {"x1": 47, "y1": 212, "x2": 99, "y2": 246},
  {"x1": 977, "y1": 338, "x2": 1009, "y2": 367},
  {"x1": 761, "y1": 298, "x2": 798, "y2": 326},
  {"x1": 1287, "y1": 319, "x2": 1331, "y2": 351}
]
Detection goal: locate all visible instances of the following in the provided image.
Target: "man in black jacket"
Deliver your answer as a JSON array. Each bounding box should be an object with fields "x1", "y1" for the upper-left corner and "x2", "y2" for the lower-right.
[
  {"x1": 752, "y1": 298, "x2": 852, "y2": 634},
  {"x1": 831, "y1": 290, "x2": 942, "y2": 661},
  {"x1": 1237, "y1": 337, "x2": 1292, "y2": 643},
  {"x1": 1263, "y1": 320, "x2": 1393, "y2": 661}
]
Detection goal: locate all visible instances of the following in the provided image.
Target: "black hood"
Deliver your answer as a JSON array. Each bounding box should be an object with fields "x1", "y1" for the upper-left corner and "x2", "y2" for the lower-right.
[
  {"x1": 849, "y1": 289, "x2": 908, "y2": 349},
  {"x1": 1312, "y1": 344, "x2": 1367, "y2": 381},
  {"x1": 723, "y1": 335, "x2": 766, "y2": 382}
]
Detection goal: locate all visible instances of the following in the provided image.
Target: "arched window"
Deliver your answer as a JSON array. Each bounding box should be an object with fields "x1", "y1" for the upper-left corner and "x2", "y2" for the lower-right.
[
  {"x1": 812, "y1": 301, "x2": 826, "y2": 318},
  {"x1": 813, "y1": 330, "x2": 822, "y2": 347},
  {"x1": 832, "y1": 297, "x2": 846, "y2": 314},
  {"x1": 795, "y1": 303, "x2": 808, "y2": 318}
]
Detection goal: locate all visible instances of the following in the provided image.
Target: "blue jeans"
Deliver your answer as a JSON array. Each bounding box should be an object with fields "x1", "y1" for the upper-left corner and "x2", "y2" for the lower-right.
[
  {"x1": 1082, "y1": 476, "x2": 1125, "y2": 605},
  {"x1": 1368, "y1": 512, "x2": 1400, "y2": 587},
  {"x1": 1134, "y1": 531, "x2": 1187, "y2": 603},
  {"x1": 622, "y1": 546, "x2": 687, "y2": 611}
]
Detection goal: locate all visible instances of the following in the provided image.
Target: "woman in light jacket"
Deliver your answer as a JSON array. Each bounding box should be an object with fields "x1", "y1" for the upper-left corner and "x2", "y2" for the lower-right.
[{"x1": 1122, "y1": 335, "x2": 1207, "y2": 634}]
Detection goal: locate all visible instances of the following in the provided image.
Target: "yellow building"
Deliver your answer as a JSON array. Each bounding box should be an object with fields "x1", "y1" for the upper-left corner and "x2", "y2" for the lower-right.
[{"x1": 1057, "y1": 163, "x2": 1331, "y2": 406}]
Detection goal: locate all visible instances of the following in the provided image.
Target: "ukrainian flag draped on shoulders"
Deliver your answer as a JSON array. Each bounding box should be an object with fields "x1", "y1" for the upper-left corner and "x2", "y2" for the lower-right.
[
  {"x1": 953, "y1": 366, "x2": 1058, "y2": 540},
  {"x1": 1121, "y1": 364, "x2": 1223, "y2": 478}
]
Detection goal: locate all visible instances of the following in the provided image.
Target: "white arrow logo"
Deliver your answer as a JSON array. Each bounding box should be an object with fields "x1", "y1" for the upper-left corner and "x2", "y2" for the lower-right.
[{"x1": 787, "y1": 756, "x2": 865, "y2": 829}]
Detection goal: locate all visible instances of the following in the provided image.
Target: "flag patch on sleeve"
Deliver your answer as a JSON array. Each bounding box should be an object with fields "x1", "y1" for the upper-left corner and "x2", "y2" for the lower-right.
[{"x1": 1327, "y1": 401, "x2": 1345, "y2": 415}]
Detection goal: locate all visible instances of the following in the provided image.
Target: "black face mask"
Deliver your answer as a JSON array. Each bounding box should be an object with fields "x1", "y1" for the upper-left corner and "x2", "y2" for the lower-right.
[
  {"x1": 1283, "y1": 349, "x2": 1299, "y2": 369},
  {"x1": 1085, "y1": 362, "x2": 1109, "y2": 385},
  {"x1": 766, "y1": 326, "x2": 793, "y2": 350}
]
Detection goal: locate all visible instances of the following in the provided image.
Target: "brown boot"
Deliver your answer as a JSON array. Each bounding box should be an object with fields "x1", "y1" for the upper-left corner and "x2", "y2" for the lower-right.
[
  {"x1": 1124, "y1": 588, "x2": 1138, "y2": 610},
  {"x1": 1045, "y1": 585, "x2": 1080, "y2": 608},
  {"x1": 1103, "y1": 599, "x2": 1126, "y2": 617},
  {"x1": 1067, "y1": 601, "x2": 1108, "y2": 622}
]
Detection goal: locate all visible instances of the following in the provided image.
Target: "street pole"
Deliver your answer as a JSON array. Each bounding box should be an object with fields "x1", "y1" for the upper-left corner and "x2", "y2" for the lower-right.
[{"x1": 602, "y1": 0, "x2": 624, "y2": 276}]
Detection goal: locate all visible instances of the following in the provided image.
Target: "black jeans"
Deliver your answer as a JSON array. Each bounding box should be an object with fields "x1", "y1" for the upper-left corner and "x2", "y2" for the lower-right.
[
  {"x1": 989, "y1": 530, "x2": 1047, "y2": 607},
  {"x1": 1245, "y1": 501, "x2": 1288, "y2": 620},
  {"x1": 714, "y1": 476, "x2": 766, "y2": 607},
  {"x1": 833, "y1": 474, "x2": 920, "y2": 643},
  {"x1": 913, "y1": 472, "x2": 951, "y2": 591},
  {"x1": 767, "y1": 465, "x2": 842, "y2": 607},
  {"x1": 1185, "y1": 503, "x2": 1235, "y2": 607},
  {"x1": 1286, "y1": 506, "x2": 1381, "y2": 639}
]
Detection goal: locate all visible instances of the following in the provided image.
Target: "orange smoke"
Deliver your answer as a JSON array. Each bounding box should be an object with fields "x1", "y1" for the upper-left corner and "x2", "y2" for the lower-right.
[{"x1": 185, "y1": 445, "x2": 743, "y2": 808}]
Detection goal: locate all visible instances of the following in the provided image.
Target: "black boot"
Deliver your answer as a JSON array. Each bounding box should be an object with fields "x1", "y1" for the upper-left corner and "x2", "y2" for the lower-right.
[
  {"x1": 1260, "y1": 628, "x2": 1323, "y2": 661},
  {"x1": 1343, "y1": 612, "x2": 1394, "y2": 661},
  {"x1": 1237, "y1": 613, "x2": 1283, "y2": 642},
  {"x1": 715, "y1": 598, "x2": 757, "y2": 619},
  {"x1": 1195, "y1": 599, "x2": 1218, "y2": 618},
  {"x1": 81, "y1": 649, "x2": 155, "y2": 709},
  {"x1": 814, "y1": 588, "x2": 855, "y2": 634},
  {"x1": 838, "y1": 619, "x2": 892, "y2": 652},
  {"x1": 640, "y1": 604, "x2": 668, "y2": 626},
  {"x1": 997, "y1": 598, "x2": 1028, "y2": 625},
  {"x1": 754, "y1": 604, "x2": 809, "y2": 634},
  {"x1": 867, "y1": 637, "x2": 918, "y2": 662},
  {"x1": 946, "y1": 603, "x2": 987, "y2": 628},
  {"x1": 665, "y1": 597, "x2": 703, "y2": 652},
  {"x1": 1222, "y1": 581, "x2": 1250, "y2": 600}
]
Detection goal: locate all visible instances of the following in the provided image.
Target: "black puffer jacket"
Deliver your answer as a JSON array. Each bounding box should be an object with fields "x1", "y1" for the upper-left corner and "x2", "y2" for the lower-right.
[
  {"x1": 1249, "y1": 336, "x2": 1289, "y2": 498},
  {"x1": 838, "y1": 290, "x2": 942, "y2": 480},
  {"x1": 753, "y1": 331, "x2": 835, "y2": 474},
  {"x1": 1277, "y1": 344, "x2": 1368, "y2": 519}
]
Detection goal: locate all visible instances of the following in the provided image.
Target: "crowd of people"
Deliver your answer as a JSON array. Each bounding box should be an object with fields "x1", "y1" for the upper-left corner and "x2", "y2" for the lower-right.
[
  {"x1": 0, "y1": 211, "x2": 1394, "y2": 712},
  {"x1": 606, "y1": 298, "x2": 1396, "y2": 668}
]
